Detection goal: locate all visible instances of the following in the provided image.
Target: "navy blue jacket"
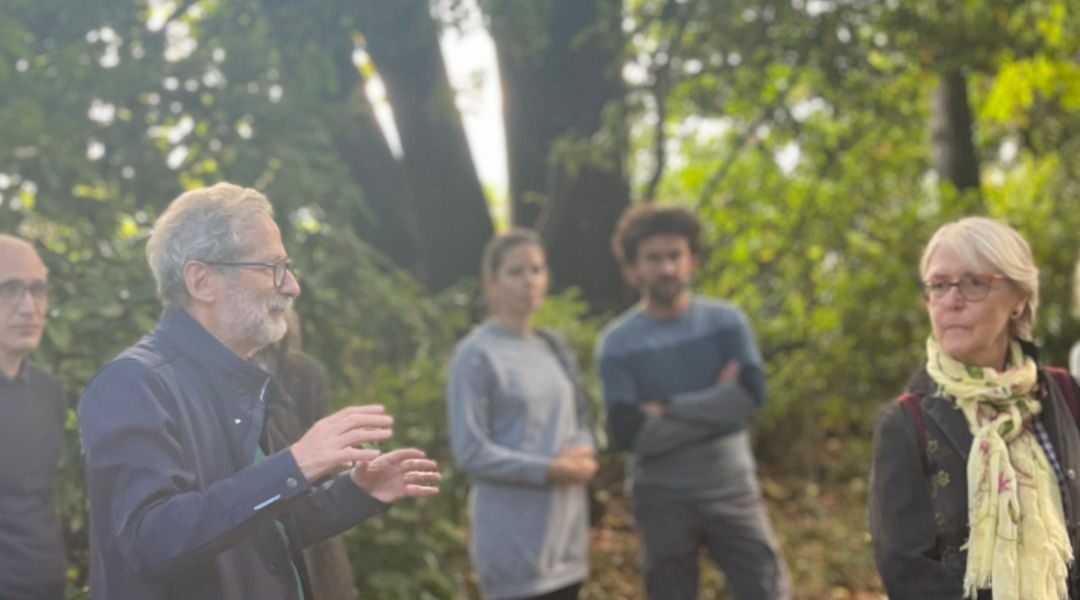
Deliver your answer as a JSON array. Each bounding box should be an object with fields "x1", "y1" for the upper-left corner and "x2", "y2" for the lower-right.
[{"x1": 78, "y1": 309, "x2": 386, "y2": 599}]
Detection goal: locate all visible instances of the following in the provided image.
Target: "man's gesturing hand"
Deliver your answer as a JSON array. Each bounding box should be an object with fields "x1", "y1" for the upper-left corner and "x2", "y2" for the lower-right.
[
  {"x1": 350, "y1": 448, "x2": 441, "y2": 503},
  {"x1": 291, "y1": 405, "x2": 393, "y2": 484}
]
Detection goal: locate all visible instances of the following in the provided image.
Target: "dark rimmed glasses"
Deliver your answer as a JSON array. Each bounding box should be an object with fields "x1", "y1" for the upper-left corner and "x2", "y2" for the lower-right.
[
  {"x1": 920, "y1": 273, "x2": 1007, "y2": 302},
  {"x1": 203, "y1": 258, "x2": 294, "y2": 288}
]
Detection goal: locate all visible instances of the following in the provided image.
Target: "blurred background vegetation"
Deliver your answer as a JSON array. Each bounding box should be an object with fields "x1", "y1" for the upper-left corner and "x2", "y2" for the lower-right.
[{"x1": 2, "y1": 0, "x2": 1080, "y2": 597}]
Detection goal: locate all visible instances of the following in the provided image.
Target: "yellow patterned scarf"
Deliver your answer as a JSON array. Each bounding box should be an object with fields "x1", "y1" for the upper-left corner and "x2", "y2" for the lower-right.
[{"x1": 926, "y1": 337, "x2": 1072, "y2": 600}]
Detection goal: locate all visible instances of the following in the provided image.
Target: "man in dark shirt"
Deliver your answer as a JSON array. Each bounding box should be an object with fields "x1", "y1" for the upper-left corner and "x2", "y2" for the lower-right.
[
  {"x1": 78, "y1": 183, "x2": 441, "y2": 599},
  {"x1": 0, "y1": 235, "x2": 66, "y2": 600}
]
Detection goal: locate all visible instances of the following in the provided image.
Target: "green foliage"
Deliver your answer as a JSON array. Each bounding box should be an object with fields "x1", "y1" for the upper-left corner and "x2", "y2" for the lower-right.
[
  {"x1": 626, "y1": 0, "x2": 1080, "y2": 463},
  {"x1": 5, "y1": 0, "x2": 1080, "y2": 597},
  {"x1": 623, "y1": 2, "x2": 1080, "y2": 594}
]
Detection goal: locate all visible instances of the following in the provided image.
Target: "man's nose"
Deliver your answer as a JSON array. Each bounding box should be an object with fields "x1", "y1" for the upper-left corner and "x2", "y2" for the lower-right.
[
  {"x1": 13, "y1": 286, "x2": 42, "y2": 315},
  {"x1": 278, "y1": 270, "x2": 301, "y2": 298}
]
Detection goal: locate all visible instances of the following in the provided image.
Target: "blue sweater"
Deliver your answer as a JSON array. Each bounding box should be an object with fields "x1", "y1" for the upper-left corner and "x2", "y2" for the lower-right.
[{"x1": 596, "y1": 298, "x2": 765, "y2": 495}]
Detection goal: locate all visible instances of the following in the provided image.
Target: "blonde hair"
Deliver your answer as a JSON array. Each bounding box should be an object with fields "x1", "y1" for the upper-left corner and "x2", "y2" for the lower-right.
[
  {"x1": 147, "y1": 183, "x2": 275, "y2": 309},
  {"x1": 920, "y1": 216, "x2": 1039, "y2": 340}
]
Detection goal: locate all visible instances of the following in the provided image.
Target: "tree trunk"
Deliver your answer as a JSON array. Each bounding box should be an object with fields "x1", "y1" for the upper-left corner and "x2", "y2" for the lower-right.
[
  {"x1": 930, "y1": 69, "x2": 981, "y2": 192},
  {"x1": 539, "y1": 149, "x2": 631, "y2": 312},
  {"x1": 323, "y1": 48, "x2": 422, "y2": 270},
  {"x1": 487, "y1": 0, "x2": 630, "y2": 311},
  {"x1": 355, "y1": 0, "x2": 493, "y2": 290},
  {"x1": 261, "y1": 0, "x2": 420, "y2": 270}
]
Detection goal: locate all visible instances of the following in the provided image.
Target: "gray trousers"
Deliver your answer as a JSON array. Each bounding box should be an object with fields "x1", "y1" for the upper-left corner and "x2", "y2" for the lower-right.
[{"x1": 632, "y1": 487, "x2": 791, "y2": 600}]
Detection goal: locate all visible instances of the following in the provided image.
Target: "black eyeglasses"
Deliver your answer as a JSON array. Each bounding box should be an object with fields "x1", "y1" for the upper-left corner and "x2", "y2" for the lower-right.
[
  {"x1": 203, "y1": 258, "x2": 294, "y2": 288},
  {"x1": 0, "y1": 279, "x2": 48, "y2": 306},
  {"x1": 920, "y1": 273, "x2": 1007, "y2": 302}
]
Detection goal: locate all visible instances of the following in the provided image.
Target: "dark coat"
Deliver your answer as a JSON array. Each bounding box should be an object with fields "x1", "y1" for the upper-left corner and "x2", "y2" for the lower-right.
[
  {"x1": 869, "y1": 360, "x2": 1080, "y2": 600},
  {"x1": 78, "y1": 309, "x2": 386, "y2": 600},
  {"x1": 263, "y1": 350, "x2": 358, "y2": 600}
]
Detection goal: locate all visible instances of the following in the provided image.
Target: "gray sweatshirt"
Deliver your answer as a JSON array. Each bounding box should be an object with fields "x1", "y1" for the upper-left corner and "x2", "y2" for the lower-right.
[{"x1": 447, "y1": 323, "x2": 593, "y2": 600}]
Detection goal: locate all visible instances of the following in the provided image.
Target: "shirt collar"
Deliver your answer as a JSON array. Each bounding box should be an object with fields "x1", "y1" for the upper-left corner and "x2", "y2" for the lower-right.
[
  {"x1": 0, "y1": 359, "x2": 31, "y2": 385},
  {"x1": 156, "y1": 308, "x2": 270, "y2": 393}
]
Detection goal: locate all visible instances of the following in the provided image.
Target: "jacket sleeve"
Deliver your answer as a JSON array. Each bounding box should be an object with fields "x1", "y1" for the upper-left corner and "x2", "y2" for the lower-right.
[
  {"x1": 663, "y1": 376, "x2": 758, "y2": 429},
  {"x1": 287, "y1": 471, "x2": 389, "y2": 548},
  {"x1": 78, "y1": 359, "x2": 369, "y2": 580},
  {"x1": 869, "y1": 403, "x2": 964, "y2": 598},
  {"x1": 447, "y1": 344, "x2": 551, "y2": 487}
]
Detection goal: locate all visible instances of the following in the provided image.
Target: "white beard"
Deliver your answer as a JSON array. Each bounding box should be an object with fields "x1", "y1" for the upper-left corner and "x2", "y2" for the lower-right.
[{"x1": 218, "y1": 284, "x2": 291, "y2": 354}]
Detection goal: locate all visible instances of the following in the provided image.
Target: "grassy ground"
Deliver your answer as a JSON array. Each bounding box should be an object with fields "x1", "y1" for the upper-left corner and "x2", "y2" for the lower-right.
[
  {"x1": 452, "y1": 427, "x2": 887, "y2": 600},
  {"x1": 581, "y1": 464, "x2": 885, "y2": 599}
]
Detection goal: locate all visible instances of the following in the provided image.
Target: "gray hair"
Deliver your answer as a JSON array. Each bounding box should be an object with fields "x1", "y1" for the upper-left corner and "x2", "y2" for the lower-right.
[
  {"x1": 146, "y1": 183, "x2": 275, "y2": 309},
  {"x1": 920, "y1": 216, "x2": 1039, "y2": 340}
]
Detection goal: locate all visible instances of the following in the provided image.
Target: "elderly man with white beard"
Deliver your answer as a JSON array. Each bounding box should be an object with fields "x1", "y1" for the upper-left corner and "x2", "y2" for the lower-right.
[{"x1": 77, "y1": 183, "x2": 441, "y2": 600}]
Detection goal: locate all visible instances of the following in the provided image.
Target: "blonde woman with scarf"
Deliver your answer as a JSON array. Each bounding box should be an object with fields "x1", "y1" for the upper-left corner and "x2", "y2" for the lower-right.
[{"x1": 870, "y1": 217, "x2": 1080, "y2": 600}]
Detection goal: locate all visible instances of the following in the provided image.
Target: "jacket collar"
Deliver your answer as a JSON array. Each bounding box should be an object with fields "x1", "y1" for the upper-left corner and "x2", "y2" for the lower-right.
[
  {"x1": 911, "y1": 338, "x2": 1045, "y2": 459},
  {"x1": 156, "y1": 308, "x2": 270, "y2": 395},
  {"x1": 909, "y1": 368, "x2": 974, "y2": 458},
  {"x1": 1018, "y1": 338, "x2": 1040, "y2": 363}
]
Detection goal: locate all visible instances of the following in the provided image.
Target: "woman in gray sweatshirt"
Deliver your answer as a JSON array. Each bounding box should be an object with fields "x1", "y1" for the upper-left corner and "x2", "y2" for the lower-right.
[{"x1": 448, "y1": 229, "x2": 597, "y2": 600}]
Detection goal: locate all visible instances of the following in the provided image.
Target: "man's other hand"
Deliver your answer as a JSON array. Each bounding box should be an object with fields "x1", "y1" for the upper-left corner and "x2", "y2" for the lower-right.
[{"x1": 350, "y1": 449, "x2": 441, "y2": 503}]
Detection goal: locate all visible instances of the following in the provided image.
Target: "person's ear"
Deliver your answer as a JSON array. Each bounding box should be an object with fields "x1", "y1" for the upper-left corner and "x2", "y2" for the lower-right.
[
  {"x1": 1010, "y1": 295, "x2": 1027, "y2": 319},
  {"x1": 183, "y1": 261, "x2": 220, "y2": 304},
  {"x1": 621, "y1": 263, "x2": 640, "y2": 288}
]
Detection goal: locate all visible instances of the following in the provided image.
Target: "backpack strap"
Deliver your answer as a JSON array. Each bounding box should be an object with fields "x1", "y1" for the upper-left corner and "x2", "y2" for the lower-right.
[
  {"x1": 1045, "y1": 366, "x2": 1080, "y2": 428},
  {"x1": 535, "y1": 329, "x2": 594, "y2": 432},
  {"x1": 897, "y1": 392, "x2": 931, "y2": 477}
]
